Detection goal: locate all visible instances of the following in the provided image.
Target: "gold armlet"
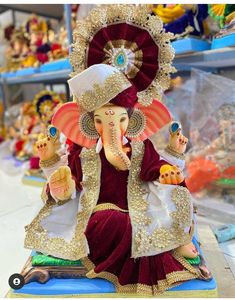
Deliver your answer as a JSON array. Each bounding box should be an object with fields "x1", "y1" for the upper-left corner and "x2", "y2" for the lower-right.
[
  {"x1": 165, "y1": 145, "x2": 185, "y2": 160},
  {"x1": 39, "y1": 153, "x2": 60, "y2": 168}
]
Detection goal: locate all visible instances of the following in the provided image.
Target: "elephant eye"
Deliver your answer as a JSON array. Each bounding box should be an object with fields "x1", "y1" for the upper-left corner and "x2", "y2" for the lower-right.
[
  {"x1": 95, "y1": 119, "x2": 102, "y2": 124},
  {"x1": 120, "y1": 117, "x2": 127, "y2": 122}
]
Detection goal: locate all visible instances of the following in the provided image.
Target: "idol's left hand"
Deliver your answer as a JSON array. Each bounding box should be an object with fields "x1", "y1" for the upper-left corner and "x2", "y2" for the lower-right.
[
  {"x1": 169, "y1": 128, "x2": 188, "y2": 154},
  {"x1": 159, "y1": 165, "x2": 184, "y2": 185}
]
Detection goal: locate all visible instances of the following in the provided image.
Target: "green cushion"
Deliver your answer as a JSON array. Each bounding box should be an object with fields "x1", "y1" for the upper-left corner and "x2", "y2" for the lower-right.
[
  {"x1": 32, "y1": 253, "x2": 83, "y2": 267},
  {"x1": 185, "y1": 255, "x2": 201, "y2": 265}
]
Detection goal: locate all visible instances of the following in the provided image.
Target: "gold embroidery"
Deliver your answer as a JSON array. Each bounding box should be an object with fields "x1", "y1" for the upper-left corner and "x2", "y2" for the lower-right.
[
  {"x1": 70, "y1": 5, "x2": 176, "y2": 107},
  {"x1": 128, "y1": 141, "x2": 151, "y2": 225},
  {"x1": 24, "y1": 199, "x2": 87, "y2": 260},
  {"x1": 81, "y1": 255, "x2": 199, "y2": 295},
  {"x1": 78, "y1": 72, "x2": 131, "y2": 112},
  {"x1": 93, "y1": 203, "x2": 128, "y2": 213},
  {"x1": 40, "y1": 184, "x2": 48, "y2": 203},
  {"x1": 128, "y1": 142, "x2": 192, "y2": 258},
  {"x1": 171, "y1": 186, "x2": 191, "y2": 227},
  {"x1": 24, "y1": 146, "x2": 101, "y2": 261},
  {"x1": 25, "y1": 140, "x2": 193, "y2": 262}
]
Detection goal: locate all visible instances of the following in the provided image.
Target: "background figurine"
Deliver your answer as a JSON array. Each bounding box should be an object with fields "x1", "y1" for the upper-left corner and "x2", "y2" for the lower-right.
[
  {"x1": 153, "y1": 4, "x2": 209, "y2": 39},
  {"x1": 23, "y1": 90, "x2": 63, "y2": 179},
  {"x1": 25, "y1": 15, "x2": 51, "y2": 66}
]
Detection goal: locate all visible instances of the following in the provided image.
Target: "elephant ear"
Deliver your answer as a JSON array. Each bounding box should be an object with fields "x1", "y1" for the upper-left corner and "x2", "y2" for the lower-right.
[
  {"x1": 126, "y1": 99, "x2": 172, "y2": 141},
  {"x1": 52, "y1": 102, "x2": 98, "y2": 148}
]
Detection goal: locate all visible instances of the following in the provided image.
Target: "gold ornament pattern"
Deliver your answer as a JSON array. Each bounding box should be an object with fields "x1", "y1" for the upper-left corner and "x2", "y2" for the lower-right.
[
  {"x1": 103, "y1": 39, "x2": 143, "y2": 79},
  {"x1": 126, "y1": 108, "x2": 146, "y2": 138},
  {"x1": 79, "y1": 112, "x2": 99, "y2": 140},
  {"x1": 77, "y1": 72, "x2": 131, "y2": 112},
  {"x1": 128, "y1": 142, "x2": 192, "y2": 258},
  {"x1": 93, "y1": 203, "x2": 129, "y2": 213},
  {"x1": 24, "y1": 146, "x2": 101, "y2": 261},
  {"x1": 25, "y1": 140, "x2": 192, "y2": 261}
]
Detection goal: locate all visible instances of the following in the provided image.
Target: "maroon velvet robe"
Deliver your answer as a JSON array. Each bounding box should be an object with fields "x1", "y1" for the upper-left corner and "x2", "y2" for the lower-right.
[{"x1": 67, "y1": 139, "x2": 197, "y2": 293}]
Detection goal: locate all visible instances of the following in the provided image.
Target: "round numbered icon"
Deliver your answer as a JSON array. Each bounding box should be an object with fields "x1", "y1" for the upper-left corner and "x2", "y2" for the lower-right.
[{"x1": 8, "y1": 273, "x2": 25, "y2": 289}]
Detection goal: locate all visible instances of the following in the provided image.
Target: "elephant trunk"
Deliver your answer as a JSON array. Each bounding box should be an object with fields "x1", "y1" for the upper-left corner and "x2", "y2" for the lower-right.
[{"x1": 103, "y1": 127, "x2": 131, "y2": 171}]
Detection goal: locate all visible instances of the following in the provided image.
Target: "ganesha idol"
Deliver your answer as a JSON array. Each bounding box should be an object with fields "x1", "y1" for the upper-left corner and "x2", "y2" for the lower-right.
[{"x1": 23, "y1": 5, "x2": 212, "y2": 296}]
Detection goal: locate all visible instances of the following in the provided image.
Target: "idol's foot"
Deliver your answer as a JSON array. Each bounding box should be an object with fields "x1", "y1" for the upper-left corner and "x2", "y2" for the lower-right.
[
  {"x1": 197, "y1": 255, "x2": 213, "y2": 281},
  {"x1": 175, "y1": 242, "x2": 199, "y2": 259},
  {"x1": 175, "y1": 243, "x2": 213, "y2": 281}
]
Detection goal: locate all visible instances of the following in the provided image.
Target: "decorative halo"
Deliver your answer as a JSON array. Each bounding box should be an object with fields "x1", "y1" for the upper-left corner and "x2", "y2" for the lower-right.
[
  {"x1": 70, "y1": 5, "x2": 176, "y2": 106},
  {"x1": 52, "y1": 102, "x2": 97, "y2": 148},
  {"x1": 33, "y1": 90, "x2": 63, "y2": 122}
]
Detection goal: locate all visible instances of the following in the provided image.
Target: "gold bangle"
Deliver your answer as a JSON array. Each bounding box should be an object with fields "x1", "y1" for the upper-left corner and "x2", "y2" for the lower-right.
[
  {"x1": 39, "y1": 153, "x2": 60, "y2": 168},
  {"x1": 165, "y1": 145, "x2": 185, "y2": 160}
]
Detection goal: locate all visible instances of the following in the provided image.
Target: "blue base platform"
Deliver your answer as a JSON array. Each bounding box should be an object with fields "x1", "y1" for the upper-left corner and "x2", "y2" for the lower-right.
[
  {"x1": 8, "y1": 237, "x2": 218, "y2": 297},
  {"x1": 9, "y1": 277, "x2": 217, "y2": 297},
  {"x1": 172, "y1": 37, "x2": 211, "y2": 55},
  {"x1": 211, "y1": 33, "x2": 235, "y2": 49}
]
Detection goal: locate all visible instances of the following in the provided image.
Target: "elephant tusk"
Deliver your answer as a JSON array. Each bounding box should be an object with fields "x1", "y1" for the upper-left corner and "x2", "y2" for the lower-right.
[
  {"x1": 122, "y1": 136, "x2": 129, "y2": 145},
  {"x1": 96, "y1": 137, "x2": 103, "y2": 153}
]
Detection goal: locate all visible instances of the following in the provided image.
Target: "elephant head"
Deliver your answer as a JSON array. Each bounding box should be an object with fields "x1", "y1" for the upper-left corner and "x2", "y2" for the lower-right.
[
  {"x1": 52, "y1": 100, "x2": 172, "y2": 171},
  {"x1": 93, "y1": 104, "x2": 131, "y2": 171}
]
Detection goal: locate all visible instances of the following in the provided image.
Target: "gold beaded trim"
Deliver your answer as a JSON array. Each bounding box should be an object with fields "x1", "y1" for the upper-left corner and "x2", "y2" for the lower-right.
[
  {"x1": 25, "y1": 146, "x2": 101, "y2": 261},
  {"x1": 165, "y1": 145, "x2": 185, "y2": 160},
  {"x1": 70, "y1": 4, "x2": 176, "y2": 106},
  {"x1": 81, "y1": 255, "x2": 199, "y2": 296},
  {"x1": 128, "y1": 142, "x2": 192, "y2": 258},
  {"x1": 39, "y1": 153, "x2": 60, "y2": 168},
  {"x1": 25, "y1": 140, "x2": 192, "y2": 261},
  {"x1": 78, "y1": 72, "x2": 131, "y2": 112},
  {"x1": 93, "y1": 203, "x2": 129, "y2": 213}
]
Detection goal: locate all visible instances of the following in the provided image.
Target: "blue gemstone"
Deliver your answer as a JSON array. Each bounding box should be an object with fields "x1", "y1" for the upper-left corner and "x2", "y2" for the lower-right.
[
  {"x1": 49, "y1": 126, "x2": 57, "y2": 136},
  {"x1": 171, "y1": 122, "x2": 179, "y2": 133},
  {"x1": 116, "y1": 53, "x2": 125, "y2": 66}
]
